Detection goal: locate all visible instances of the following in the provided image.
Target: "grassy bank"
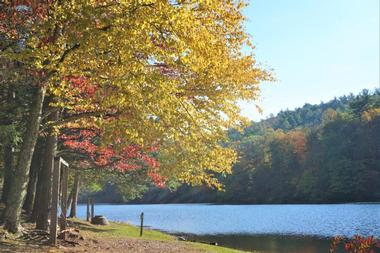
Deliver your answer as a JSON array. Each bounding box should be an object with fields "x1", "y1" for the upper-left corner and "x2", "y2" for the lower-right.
[
  {"x1": 0, "y1": 213, "x2": 253, "y2": 253},
  {"x1": 71, "y1": 218, "x2": 251, "y2": 253}
]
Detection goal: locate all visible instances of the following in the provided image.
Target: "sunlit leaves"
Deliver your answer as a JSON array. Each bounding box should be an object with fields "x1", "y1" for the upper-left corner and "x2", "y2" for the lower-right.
[{"x1": 1, "y1": 0, "x2": 268, "y2": 188}]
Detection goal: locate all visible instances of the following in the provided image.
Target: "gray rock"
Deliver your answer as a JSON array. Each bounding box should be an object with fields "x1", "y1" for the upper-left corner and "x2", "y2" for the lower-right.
[{"x1": 91, "y1": 215, "x2": 109, "y2": 225}]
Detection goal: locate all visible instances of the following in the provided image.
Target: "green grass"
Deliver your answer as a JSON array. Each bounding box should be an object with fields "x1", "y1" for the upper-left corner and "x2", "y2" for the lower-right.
[
  {"x1": 70, "y1": 218, "x2": 253, "y2": 253},
  {"x1": 72, "y1": 219, "x2": 174, "y2": 241}
]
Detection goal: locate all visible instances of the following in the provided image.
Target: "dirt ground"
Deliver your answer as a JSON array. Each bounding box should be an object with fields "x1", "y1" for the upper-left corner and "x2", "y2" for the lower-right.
[
  {"x1": 0, "y1": 220, "x2": 204, "y2": 253},
  {"x1": 59, "y1": 236, "x2": 202, "y2": 253},
  {"x1": 0, "y1": 234, "x2": 204, "y2": 253}
]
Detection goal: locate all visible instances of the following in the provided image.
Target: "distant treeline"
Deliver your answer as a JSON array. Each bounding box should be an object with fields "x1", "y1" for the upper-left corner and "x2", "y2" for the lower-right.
[{"x1": 91, "y1": 89, "x2": 380, "y2": 204}]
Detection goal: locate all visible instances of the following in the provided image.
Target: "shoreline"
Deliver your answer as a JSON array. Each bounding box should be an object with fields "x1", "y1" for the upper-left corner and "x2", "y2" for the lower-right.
[{"x1": 0, "y1": 217, "x2": 251, "y2": 253}]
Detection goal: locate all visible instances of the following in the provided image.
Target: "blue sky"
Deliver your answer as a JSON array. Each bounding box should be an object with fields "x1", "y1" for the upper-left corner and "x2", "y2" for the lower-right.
[{"x1": 239, "y1": 0, "x2": 380, "y2": 121}]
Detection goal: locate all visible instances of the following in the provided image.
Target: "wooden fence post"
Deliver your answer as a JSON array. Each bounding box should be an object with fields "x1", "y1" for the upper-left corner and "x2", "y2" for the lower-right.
[
  {"x1": 140, "y1": 212, "x2": 144, "y2": 237},
  {"x1": 50, "y1": 157, "x2": 61, "y2": 245}
]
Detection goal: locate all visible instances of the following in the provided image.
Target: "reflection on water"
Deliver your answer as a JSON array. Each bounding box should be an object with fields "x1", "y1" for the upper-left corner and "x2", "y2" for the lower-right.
[{"x1": 183, "y1": 234, "x2": 341, "y2": 253}]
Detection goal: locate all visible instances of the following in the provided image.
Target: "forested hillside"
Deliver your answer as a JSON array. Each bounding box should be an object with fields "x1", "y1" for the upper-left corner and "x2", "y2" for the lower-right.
[{"x1": 126, "y1": 89, "x2": 380, "y2": 204}]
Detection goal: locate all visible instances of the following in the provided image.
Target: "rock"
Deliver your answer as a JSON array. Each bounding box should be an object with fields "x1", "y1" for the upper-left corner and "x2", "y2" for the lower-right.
[
  {"x1": 178, "y1": 236, "x2": 186, "y2": 241},
  {"x1": 91, "y1": 215, "x2": 109, "y2": 225}
]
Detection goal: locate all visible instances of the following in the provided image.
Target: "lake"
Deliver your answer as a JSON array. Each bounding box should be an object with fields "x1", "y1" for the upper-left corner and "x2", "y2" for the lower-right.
[{"x1": 77, "y1": 203, "x2": 380, "y2": 252}]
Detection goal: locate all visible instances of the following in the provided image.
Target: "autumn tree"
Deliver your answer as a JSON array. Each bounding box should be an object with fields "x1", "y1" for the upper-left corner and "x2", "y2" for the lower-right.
[{"x1": 1, "y1": 0, "x2": 268, "y2": 233}]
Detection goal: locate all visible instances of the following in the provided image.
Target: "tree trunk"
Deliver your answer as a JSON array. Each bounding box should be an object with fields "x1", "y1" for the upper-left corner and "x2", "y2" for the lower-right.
[
  {"x1": 31, "y1": 105, "x2": 50, "y2": 222},
  {"x1": 30, "y1": 138, "x2": 47, "y2": 222},
  {"x1": 1, "y1": 85, "x2": 15, "y2": 204},
  {"x1": 69, "y1": 172, "x2": 80, "y2": 218},
  {"x1": 66, "y1": 186, "x2": 74, "y2": 212},
  {"x1": 3, "y1": 85, "x2": 46, "y2": 233},
  {"x1": 1, "y1": 141, "x2": 13, "y2": 204},
  {"x1": 23, "y1": 139, "x2": 43, "y2": 215},
  {"x1": 31, "y1": 169, "x2": 42, "y2": 222},
  {"x1": 35, "y1": 108, "x2": 59, "y2": 231}
]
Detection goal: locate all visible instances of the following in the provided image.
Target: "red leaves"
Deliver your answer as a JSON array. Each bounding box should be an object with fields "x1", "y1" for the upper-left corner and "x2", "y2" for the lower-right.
[
  {"x1": 142, "y1": 156, "x2": 159, "y2": 169},
  {"x1": 0, "y1": 1, "x2": 51, "y2": 39},
  {"x1": 60, "y1": 128, "x2": 165, "y2": 187},
  {"x1": 80, "y1": 129, "x2": 97, "y2": 138},
  {"x1": 121, "y1": 145, "x2": 140, "y2": 159},
  {"x1": 330, "y1": 235, "x2": 380, "y2": 253},
  {"x1": 148, "y1": 170, "x2": 166, "y2": 188},
  {"x1": 63, "y1": 76, "x2": 98, "y2": 98},
  {"x1": 114, "y1": 161, "x2": 141, "y2": 171}
]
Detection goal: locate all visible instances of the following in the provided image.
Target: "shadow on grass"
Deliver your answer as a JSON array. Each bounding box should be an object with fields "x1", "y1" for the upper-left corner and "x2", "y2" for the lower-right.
[{"x1": 69, "y1": 219, "x2": 119, "y2": 234}]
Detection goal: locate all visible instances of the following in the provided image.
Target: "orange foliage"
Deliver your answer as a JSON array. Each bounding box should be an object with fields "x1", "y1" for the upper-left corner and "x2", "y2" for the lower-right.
[
  {"x1": 274, "y1": 130, "x2": 307, "y2": 161},
  {"x1": 330, "y1": 235, "x2": 380, "y2": 253}
]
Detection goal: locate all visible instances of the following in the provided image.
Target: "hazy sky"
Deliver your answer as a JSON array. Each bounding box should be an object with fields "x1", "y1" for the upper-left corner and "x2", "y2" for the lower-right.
[{"x1": 239, "y1": 0, "x2": 380, "y2": 121}]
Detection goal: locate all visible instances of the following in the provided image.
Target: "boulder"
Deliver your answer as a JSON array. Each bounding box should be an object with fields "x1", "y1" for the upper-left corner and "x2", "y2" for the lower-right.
[{"x1": 91, "y1": 215, "x2": 109, "y2": 225}]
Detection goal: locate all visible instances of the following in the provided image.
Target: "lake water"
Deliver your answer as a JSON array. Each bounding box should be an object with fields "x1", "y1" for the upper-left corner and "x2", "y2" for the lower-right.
[{"x1": 77, "y1": 203, "x2": 380, "y2": 252}]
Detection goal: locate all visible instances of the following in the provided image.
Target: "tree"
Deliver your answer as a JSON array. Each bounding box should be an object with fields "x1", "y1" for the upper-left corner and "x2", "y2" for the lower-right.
[
  {"x1": 68, "y1": 171, "x2": 80, "y2": 218},
  {"x1": 1, "y1": 0, "x2": 268, "y2": 232}
]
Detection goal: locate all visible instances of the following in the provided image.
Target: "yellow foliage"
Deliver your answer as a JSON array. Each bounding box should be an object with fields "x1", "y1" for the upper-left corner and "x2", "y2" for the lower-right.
[
  {"x1": 361, "y1": 108, "x2": 380, "y2": 122},
  {"x1": 1, "y1": 1, "x2": 269, "y2": 188}
]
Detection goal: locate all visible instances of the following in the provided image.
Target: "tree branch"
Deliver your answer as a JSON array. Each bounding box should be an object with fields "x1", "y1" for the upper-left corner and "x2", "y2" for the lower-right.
[{"x1": 56, "y1": 43, "x2": 80, "y2": 66}]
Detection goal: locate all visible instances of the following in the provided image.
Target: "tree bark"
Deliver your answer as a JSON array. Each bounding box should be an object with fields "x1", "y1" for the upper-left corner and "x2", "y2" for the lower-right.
[
  {"x1": 35, "y1": 108, "x2": 59, "y2": 231},
  {"x1": 3, "y1": 85, "x2": 46, "y2": 233},
  {"x1": 22, "y1": 139, "x2": 43, "y2": 215},
  {"x1": 31, "y1": 169, "x2": 42, "y2": 222},
  {"x1": 69, "y1": 172, "x2": 80, "y2": 218},
  {"x1": 31, "y1": 105, "x2": 50, "y2": 222},
  {"x1": 1, "y1": 141, "x2": 13, "y2": 204},
  {"x1": 1, "y1": 85, "x2": 15, "y2": 204}
]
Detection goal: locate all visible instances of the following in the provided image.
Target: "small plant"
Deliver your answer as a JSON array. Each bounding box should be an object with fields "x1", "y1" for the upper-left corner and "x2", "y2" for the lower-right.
[{"x1": 330, "y1": 235, "x2": 380, "y2": 253}]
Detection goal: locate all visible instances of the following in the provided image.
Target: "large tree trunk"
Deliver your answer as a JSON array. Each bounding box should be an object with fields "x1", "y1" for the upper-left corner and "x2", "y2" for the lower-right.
[
  {"x1": 3, "y1": 85, "x2": 46, "y2": 233},
  {"x1": 69, "y1": 172, "x2": 80, "y2": 218},
  {"x1": 1, "y1": 141, "x2": 13, "y2": 204},
  {"x1": 35, "y1": 108, "x2": 59, "y2": 231},
  {"x1": 31, "y1": 100, "x2": 50, "y2": 222},
  {"x1": 1, "y1": 85, "x2": 15, "y2": 204},
  {"x1": 22, "y1": 139, "x2": 43, "y2": 215}
]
